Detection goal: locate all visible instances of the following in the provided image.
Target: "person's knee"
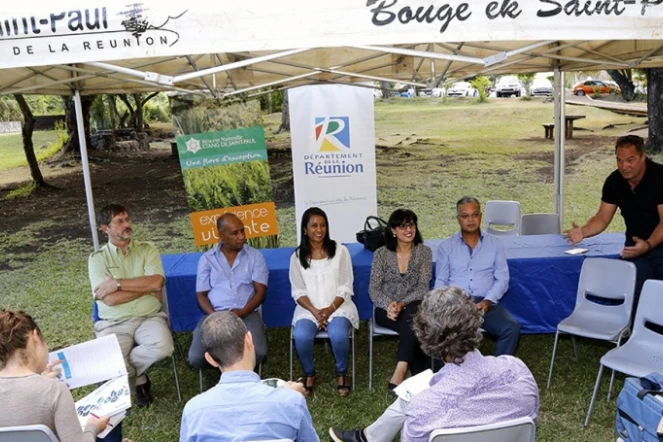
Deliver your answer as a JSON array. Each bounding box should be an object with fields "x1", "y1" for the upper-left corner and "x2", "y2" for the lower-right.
[
  {"x1": 293, "y1": 322, "x2": 316, "y2": 343},
  {"x1": 502, "y1": 319, "x2": 521, "y2": 337},
  {"x1": 188, "y1": 348, "x2": 209, "y2": 369}
]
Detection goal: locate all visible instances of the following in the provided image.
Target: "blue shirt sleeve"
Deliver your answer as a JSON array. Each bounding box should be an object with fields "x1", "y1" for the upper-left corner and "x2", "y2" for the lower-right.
[
  {"x1": 196, "y1": 253, "x2": 212, "y2": 293},
  {"x1": 179, "y1": 411, "x2": 189, "y2": 442},
  {"x1": 251, "y1": 250, "x2": 270, "y2": 287},
  {"x1": 483, "y1": 237, "x2": 509, "y2": 304},
  {"x1": 296, "y1": 398, "x2": 320, "y2": 442},
  {"x1": 434, "y1": 240, "x2": 451, "y2": 289}
]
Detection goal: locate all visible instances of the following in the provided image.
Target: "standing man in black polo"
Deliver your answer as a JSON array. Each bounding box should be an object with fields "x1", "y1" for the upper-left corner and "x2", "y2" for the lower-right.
[{"x1": 566, "y1": 135, "x2": 663, "y2": 302}]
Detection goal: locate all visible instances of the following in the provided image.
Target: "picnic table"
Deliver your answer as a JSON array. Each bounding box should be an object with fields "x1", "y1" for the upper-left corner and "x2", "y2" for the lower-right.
[{"x1": 542, "y1": 115, "x2": 586, "y2": 139}]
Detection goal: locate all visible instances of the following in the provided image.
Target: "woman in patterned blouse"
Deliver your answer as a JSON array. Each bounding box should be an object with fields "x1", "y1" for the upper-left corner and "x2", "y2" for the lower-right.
[{"x1": 369, "y1": 209, "x2": 433, "y2": 393}]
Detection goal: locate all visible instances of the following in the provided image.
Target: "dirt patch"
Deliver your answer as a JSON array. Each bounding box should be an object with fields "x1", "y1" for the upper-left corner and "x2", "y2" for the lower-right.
[{"x1": 514, "y1": 136, "x2": 615, "y2": 181}]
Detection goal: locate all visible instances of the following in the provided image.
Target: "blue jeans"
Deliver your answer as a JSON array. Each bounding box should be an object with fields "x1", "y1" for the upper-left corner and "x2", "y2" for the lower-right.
[
  {"x1": 294, "y1": 317, "x2": 351, "y2": 375},
  {"x1": 474, "y1": 296, "x2": 521, "y2": 356}
]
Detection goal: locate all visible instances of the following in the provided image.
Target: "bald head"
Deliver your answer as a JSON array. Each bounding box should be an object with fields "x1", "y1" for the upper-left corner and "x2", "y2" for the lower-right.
[{"x1": 217, "y1": 213, "x2": 246, "y2": 251}]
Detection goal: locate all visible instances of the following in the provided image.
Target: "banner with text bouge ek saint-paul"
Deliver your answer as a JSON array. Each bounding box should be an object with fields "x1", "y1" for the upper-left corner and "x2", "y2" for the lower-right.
[
  {"x1": 176, "y1": 126, "x2": 278, "y2": 247},
  {"x1": 289, "y1": 85, "x2": 377, "y2": 243}
]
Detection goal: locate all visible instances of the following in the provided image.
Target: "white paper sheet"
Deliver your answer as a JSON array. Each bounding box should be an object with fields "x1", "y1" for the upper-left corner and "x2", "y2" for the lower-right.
[
  {"x1": 75, "y1": 375, "x2": 131, "y2": 439},
  {"x1": 48, "y1": 335, "x2": 127, "y2": 389},
  {"x1": 393, "y1": 369, "x2": 434, "y2": 402},
  {"x1": 565, "y1": 248, "x2": 589, "y2": 255}
]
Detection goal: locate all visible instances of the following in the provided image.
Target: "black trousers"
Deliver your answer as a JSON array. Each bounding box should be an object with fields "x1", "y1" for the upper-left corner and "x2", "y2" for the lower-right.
[{"x1": 375, "y1": 300, "x2": 428, "y2": 375}]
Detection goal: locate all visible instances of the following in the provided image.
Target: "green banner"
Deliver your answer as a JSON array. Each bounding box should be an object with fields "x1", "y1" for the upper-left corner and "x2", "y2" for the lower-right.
[{"x1": 177, "y1": 126, "x2": 268, "y2": 170}]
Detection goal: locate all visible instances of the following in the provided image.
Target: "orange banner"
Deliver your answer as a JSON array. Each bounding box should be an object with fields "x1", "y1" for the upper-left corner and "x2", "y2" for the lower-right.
[{"x1": 190, "y1": 202, "x2": 279, "y2": 246}]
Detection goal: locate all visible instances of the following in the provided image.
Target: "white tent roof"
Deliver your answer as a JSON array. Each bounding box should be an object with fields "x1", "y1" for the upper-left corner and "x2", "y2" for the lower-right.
[{"x1": 2, "y1": 0, "x2": 663, "y2": 95}]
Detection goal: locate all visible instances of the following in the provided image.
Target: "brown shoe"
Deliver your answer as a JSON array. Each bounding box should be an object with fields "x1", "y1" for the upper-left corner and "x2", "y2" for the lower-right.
[
  {"x1": 302, "y1": 374, "x2": 315, "y2": 397},
  {"x1": 337, "y1": 373, "x2": 351, "y2": 397}
]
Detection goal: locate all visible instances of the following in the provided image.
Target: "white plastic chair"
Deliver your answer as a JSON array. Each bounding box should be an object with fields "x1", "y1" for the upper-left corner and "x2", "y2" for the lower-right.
[
  {"x1": 0, "y1": 424, "x2": 58, "y2": 442},
  {"x1": 520, "y1": 213, "x2": 560, "y2": 235},
  {"x1": 484, "y1": 201, "x2": 521, "y2": 236},
  {"x1": 585, "y1": 279, "x2": 663, "y2": 426},
  {"x1": 289, "y1": 323, "x2": 356, "y2": 390},
  {"x1": 428, "y1": 416, "x2": 535, "y2": 442},
  {"x1": 368, "y1": 305, "x2": 400, "y2": 391},
  {"x1": 547, "y1": 258, "x2": 636, "y2": 391}
]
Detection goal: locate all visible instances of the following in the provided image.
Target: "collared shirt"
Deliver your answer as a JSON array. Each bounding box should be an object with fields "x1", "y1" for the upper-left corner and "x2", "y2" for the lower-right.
[
  {"x1": 602, "y1": 158, "x2": 663, "y2": 243},
  {"x1": 180, "y1": 370, "x2": 319, "y2": 442},
  {"x1": 88, "y1": 239, "x2": 164, "y2": 321},
  {"x1": 196, "y1": 244, "x2": 269, "y2": 311},
  {"x1": 434, "y1": 231, "x2": 509, "y2": 304},
  {"x1": 405, "y1": 350, "x2": 539, "y2": 442}
]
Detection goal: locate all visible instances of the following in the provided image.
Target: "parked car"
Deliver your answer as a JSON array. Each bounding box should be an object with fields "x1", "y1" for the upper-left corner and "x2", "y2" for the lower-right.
[
  {"x1": 447, "y1": 81, "x2": 477, "y2": 97},
  {"x1": 432, "y1": 88, "x2": 445, "y2": 97},
  {"x1": 496, "y1": 76, "x2": 523, "y2": 97},
  {"x1": 573, "y1": 80, "x2": 621, "y2": 96},
  {"x1": 418, "y1": 88, "x2": 432, "y2": 97},
  {"x1": 530, "y1": 79, "x2": 553, "y2": 96}
]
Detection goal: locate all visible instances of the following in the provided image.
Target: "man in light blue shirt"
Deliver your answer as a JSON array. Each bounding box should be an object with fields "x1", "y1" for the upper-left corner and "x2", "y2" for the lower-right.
[
  {"x1": 188, "y1": 213, "x2": 269, "y2": 369},
  {"x1": 434, "y1": 196, "x2": 520, "y2": 355},
  {"x1": 180, "y1": 311, "x2": 319, "y2": 442}
]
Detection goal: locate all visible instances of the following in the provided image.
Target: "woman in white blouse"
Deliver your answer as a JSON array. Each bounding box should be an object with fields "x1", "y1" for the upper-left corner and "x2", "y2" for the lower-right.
[{"x1": 289, "y1": 207, "x2": 358, "y2": 397}]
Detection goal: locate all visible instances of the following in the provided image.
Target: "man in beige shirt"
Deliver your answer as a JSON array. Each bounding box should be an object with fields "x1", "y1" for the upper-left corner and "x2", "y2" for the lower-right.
[{"x1": 89, "y1": 204, "x2": 174, "y2": 407}]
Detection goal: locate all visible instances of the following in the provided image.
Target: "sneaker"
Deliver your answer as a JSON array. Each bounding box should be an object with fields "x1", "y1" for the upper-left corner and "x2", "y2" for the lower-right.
[
  {"x1": 329, "y1": 427, "x2": 366, "y2": 442},
  {"x1": 135, "y1": 375, "x2": 153, "y2": 407}
]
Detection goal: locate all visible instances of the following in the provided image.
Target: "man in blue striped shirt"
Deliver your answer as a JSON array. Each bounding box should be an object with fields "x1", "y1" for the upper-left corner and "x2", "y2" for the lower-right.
[{"x1": 434, "y1": 196, "x2": 521, "y2": 355}]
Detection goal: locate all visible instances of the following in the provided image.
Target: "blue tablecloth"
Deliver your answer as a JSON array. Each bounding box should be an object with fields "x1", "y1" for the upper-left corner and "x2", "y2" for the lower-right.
[{"x1": 162, "y1": 233, "x2": 625, "y2": 334}]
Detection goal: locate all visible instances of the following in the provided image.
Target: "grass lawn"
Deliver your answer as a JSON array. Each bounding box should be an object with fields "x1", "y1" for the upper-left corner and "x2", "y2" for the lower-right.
[
  {"x1": 1, "y1": 97, "x2": 651, "y2": 441},
  {"x1": 0, "y1": 130, "x2": 61, "y2": 171}
]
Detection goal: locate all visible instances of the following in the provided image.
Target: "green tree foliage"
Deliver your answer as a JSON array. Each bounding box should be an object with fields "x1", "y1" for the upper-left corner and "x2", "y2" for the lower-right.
[
  {"x1": 1, "y1": 95, "x2": 63, "y2": 121},
  {"x1": 257, "y1": 89, "x2": 284, "y2": 113},
  {"x1": 517, "y1": 73, "x2": 536, "y2": 95},
  {"x1": 469, "y1": 76, "x2": 491, "y2": 102}
]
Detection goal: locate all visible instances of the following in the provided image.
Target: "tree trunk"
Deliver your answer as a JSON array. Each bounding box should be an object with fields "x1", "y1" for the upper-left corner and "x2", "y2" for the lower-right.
[
  {"x1": 118, "y1": 94, "x2": 136, "y2": 129},
  {"x1": 381, "y1": 81, "x2": 392, "y2": 99},
  {"x1": 273, "y1": 91, "x2": 290, "y2": 134},
  {"x1": 107, "y1": 95, "x2": 119, "y2": 129},
  {"x1": 133, "y1": 93, "x2": 144, "y2": 132},
  {"x1": 61, "y1": 95, "x2": 94, "y2": 155},
  {"x1": 607, "y1": 69, "x2": 636, "y2": 101},
  {"x1": 646, "y1": 68, "x2": 663, "y2": 153},
  {"x1": 13, "y1": 94, "x2": 47, "y2": 187}
]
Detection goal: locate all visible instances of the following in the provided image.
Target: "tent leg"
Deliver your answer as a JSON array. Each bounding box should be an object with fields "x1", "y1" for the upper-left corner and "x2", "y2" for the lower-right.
[
  {"x1": 553, "y1": 64, "x2": 566, "y2": 231},
  {"x1": 74, "y1": 89, "x2": 100, "y2": 251}
]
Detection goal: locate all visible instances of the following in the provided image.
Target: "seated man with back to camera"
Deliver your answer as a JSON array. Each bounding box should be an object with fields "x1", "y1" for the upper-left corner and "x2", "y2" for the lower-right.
[
  {"x1": 89, "y1": 203, "x2": 174, "y2": 407},
  {"x1": 188, "y1": 212, "x2": 269, "y2": 370},
  {"x1": 180, "y1": 311, "x2": 319, "y2": 442},
  {"x1": 434, "y1": 196, "x2": 521, "y2": 356},
  {"x1": 329, "y1": 286, "x2": 539, "y2": 442}
]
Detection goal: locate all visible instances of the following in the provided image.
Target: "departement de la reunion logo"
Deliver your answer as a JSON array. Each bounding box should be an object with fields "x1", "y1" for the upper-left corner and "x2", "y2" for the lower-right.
[{"x1": 3, "y1": 3, "x2": 188, "y2": 58}]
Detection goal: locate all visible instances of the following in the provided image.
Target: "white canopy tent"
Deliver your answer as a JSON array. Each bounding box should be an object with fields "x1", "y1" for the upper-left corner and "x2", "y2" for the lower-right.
[{"x1": 2, "y1": 0, "x2": 663, "y2": 248}]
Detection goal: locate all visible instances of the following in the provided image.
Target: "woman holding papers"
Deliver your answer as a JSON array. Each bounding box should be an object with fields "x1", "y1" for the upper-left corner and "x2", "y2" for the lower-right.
[
  {"x1": 0, "y1": 309, "x2": 110, "y2": 442},
  {"x1": 369, "y1": 209, "x2": 432, "y2": 393},
  {"x1": 290, "y1": 207, "x2": 359, "y2": 397}
]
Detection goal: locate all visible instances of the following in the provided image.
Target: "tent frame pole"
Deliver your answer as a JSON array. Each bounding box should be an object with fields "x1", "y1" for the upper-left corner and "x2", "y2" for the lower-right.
[
  {"x1": 553, "y1": 64, "x2": 565, "y2": 231},
  {"x1": 74, "y1": 89, "x2": 100, "y2": 250}
]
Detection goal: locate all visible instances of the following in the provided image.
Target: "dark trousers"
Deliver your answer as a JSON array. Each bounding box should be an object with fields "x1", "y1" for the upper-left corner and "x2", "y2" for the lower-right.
[
  {"x1": 625, "y1": 239, "x2": 663, "y2": 311},
  {"x1": 375, "y1": 300, "x2": 428, "y2": 375},
  {"x1": 474, "y1": 296, "x2": 521, "y2": 356}
]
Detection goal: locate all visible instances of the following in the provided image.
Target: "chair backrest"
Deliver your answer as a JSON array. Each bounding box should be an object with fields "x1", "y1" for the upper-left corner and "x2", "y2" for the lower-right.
[
  {"x1": 0, "y1": 425, "x2": 59, "y2": 442},
  {"x1": 428, "y1": 417, "x2": 535, "y2": 442},
  {"x1": 573, "y1": 258, "x2": 636, "y2": 325},
  {"x1": 520, "y1": 213, "x2": 560, "y2": 235},
  {"x1": 628, "y1": 280, "x2": 663, "y2": 351},
  {"x1": 484, "y1": 201, "x2": 521, "y2": 236}
]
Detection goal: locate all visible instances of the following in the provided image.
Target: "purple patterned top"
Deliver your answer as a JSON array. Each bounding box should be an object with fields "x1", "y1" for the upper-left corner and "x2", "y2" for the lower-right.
[{"x1": 405, "y1": 350, "x2": 539, "y2": 442}]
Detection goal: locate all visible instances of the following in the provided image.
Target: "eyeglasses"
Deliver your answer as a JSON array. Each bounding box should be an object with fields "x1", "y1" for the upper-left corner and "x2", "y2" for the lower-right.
[
  {"x1": 458, "y1": 212, "x2": 481, "y2": 220},
  {"x1": 395, "y1": 222, "x2": 416, "y2": 230}
]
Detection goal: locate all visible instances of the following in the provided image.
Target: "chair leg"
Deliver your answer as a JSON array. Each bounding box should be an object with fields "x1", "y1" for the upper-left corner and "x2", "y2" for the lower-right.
[
  {"x1": 171, "y1": 355, "x2": 182, "y2": 402},
  {"x1": 352, "y1": 329, "x2": 356, "y2": 391},
  {"x1": 173, "y1": 333, "x2": 187, "y2": 363},
  {"x1": 571, "y1": 336, "x2": 579, "y2": 362},
  {"x1": 289, "y1": 327, "x2": 294, "y2": 380},
  {"x1": 547, "y1": 330, "x2": 561, "y2": 389},
  {"x1": 258, "y1": 363, "x2": 263, "y2": 378},
  {"x1": 608, "y1": 369, "x2": 616, "y2": 401},
  {"x1": 368, "y1": 326, "x2": 373, "y2": 391},
  {"x1": 199, "y1": 369, "x2": 203, "y2": 393},
  {"x1": 585, "y1": 364, "x2": 605, "y2": 427}
]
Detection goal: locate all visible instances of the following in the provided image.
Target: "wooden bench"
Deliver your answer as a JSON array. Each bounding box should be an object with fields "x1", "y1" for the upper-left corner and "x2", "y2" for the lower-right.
[{"x1": 542, "y1": 123, "x2": 554, "y2": 139}]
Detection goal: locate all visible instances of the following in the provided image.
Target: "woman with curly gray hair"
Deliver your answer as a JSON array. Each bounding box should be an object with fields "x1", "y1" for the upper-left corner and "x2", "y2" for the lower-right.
[{"x1": 330, "y1": 287, "x2": 539, "y2": 442}]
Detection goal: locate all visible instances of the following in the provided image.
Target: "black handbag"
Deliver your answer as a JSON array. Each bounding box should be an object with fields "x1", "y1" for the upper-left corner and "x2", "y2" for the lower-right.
[{"x1": 356, "y1": 216, "x2": 388, "y2": 252}]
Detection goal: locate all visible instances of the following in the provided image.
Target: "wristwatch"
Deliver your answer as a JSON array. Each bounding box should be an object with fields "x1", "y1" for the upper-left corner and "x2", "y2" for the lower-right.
[{"x1": 116, "y1": 279, "x2": 121, "y2": 291}]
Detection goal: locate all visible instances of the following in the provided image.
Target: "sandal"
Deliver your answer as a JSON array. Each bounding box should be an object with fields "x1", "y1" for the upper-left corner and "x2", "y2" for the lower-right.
[
  {"x1": 302, "y1": 374, "x2": 316, "y2": 397},
  {"x1": 337, "y1": 373, "x2": 351, "y2": 397}
]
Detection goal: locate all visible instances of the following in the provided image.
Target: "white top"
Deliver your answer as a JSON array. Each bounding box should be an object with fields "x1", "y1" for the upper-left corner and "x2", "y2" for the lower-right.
[{"x1": 289, "y1": 242, "x2": 359, "y2": 329}]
